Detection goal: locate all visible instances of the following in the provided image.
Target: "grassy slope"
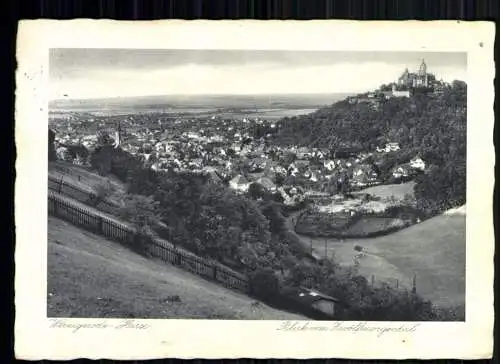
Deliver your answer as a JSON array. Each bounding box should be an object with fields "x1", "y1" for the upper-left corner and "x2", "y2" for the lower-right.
[
  {"x1": 49, "y1": 161, "x2": 126, "y2": 206},
  {"x1": 48, "y1": 217, "x2": 306, "y2": 320},
  {"x1": 302, "y1": 213, "x2": 465, "y2": 307},
  {"x1": 367, "y1": 213, "x2": 465, "y2": 306}
]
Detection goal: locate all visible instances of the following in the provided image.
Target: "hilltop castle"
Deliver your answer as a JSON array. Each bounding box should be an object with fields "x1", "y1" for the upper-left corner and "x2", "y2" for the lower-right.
[{"x1": 397, "y1": 59, "x2": 430, "y2": 88}]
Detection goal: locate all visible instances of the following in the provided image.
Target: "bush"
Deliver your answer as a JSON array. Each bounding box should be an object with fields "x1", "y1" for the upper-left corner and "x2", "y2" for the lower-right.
[
  {"x1": 88, "y1": 181, "x2": 113, "y2": 207},
  {"x1": 249, "y1": 268, "x2": 281, "y2": 300},
  {"x1": 119, "y1": 194, "x2": 160, "y2": 227},
  {"x1": 129, "y1": 226, "x2": 154, "y2": 257},
  {"x1": 353, "y1": 245, "x2": 364, "y2": 252}
]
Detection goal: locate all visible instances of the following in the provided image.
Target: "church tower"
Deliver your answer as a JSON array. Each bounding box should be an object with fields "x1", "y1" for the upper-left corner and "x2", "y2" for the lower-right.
[{"x1": 113, "y1": 121, "x2": 121, "y2": 148}]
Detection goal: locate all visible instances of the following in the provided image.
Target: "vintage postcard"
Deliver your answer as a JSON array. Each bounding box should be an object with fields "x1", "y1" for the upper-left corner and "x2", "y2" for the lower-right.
[{"x1": 15, "y1": 20, "x2": 494, "y2": 359}]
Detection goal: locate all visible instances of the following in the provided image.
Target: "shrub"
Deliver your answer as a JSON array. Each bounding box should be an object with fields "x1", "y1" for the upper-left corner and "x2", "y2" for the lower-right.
[
  {"x1": 248, "y1": 268, "x2": 281, "y2": 300},
  {"x1": 129, "y1": 226, "x2": 154, "y2": 257},
  {"x1": 119, "y1": 194, "x2": 160, "y2": 227},
  {"x1": 86, "y1": 181, "x2": 113, "y2": 207}
]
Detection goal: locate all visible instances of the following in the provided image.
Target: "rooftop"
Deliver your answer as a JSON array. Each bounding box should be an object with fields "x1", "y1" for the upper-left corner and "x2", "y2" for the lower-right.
[{"x1": 288, "y1": 286, "x2": 341, "y2": 306}]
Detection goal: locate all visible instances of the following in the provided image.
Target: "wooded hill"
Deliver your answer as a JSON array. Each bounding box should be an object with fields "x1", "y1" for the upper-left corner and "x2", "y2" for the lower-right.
[{"x1": 272, "y1": 81, "x2": 467, "y2": 215}]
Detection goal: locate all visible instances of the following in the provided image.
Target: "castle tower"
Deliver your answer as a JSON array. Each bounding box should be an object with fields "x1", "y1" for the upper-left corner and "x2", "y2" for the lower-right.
[
  {"x1": 418, "y1": 59, "x2": 427, "y2": 75},
  {"x1": 398, "y1": 68, "x2": 410, "y2": 86},
  {"x1": 418, "y1": 59, "x2": 428, "y2": 87}
]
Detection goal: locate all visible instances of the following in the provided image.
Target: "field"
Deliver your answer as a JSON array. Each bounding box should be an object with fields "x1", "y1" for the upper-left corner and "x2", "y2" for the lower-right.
[
  {"x1": 47, "y1": 216, "x2": 306, "y2": 319},
  {"x1": 358, "y1": 181, "x2": 416, "y2": 201},
  {"x1": 297, "y1": 211, "x2": 465, "y2": 308}
]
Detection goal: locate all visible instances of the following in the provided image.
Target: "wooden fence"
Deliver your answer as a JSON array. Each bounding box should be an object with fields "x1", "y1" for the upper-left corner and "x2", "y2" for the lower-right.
[
  {"x1": 48, "y1": 176, "x2": 119, "y2": 215},
  {"x1": 48, "y1": 192, "x2": 249, "y2": 293}
]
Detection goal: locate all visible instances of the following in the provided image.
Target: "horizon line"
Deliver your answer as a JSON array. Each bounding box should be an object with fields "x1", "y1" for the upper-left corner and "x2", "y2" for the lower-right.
[{"x1": 49, "y1": 92, "x2": 355, "y2": 103}]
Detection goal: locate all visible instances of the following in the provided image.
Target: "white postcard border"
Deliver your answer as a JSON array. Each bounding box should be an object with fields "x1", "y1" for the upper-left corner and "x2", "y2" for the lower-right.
[{"x1": 14, "y1": 20, "x2": 495, "y2": 360}]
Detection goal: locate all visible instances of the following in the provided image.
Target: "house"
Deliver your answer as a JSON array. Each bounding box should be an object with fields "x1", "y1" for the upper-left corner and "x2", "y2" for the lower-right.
[
  {"x1": 256, "y1": 177, "x2": 276, "y2": 191},
  {"x1": 392, "y1": 89, "x2": 411, "y2": 98},
  {"x1": 296, "y1": 147, "x2": 310, "y2": 159},
  {"x1": 229, "y1": 175, "x2": 251, "y2": 193},
  {"x1": 376, "y1": 142, "x2": 400, "y2": 153},
  {"x1": 231, "y1": 143, "x2": 242, "y2": 153},
  {"x1": 294, "y1": 159, "x2": 310, "y2": 171},
  {"x1": 310, "y1": 172, "x2": 319, "y2": 182},
  {"x1": 288, "y1": 164, "x2": 299, "y2": 176},
  {"x1": 189, "y1": 158, "x2": 203, "y2": 168},
  {"x1": 392, "y1": 165, "x2": 411, "y2": 179},
  {"x1": 386, "y1": 142, "x2": 400, "y2": 152},
  {"x1": 250, "y1": 158, "x2": 268, "y2": 171},
  {"x1": 324, "y1": 160, "x2": 336, "y2": 171},
  {"x1": 203, "y1": 167, "x2": 223, "y2": 183},
  {"x1": 381, "y1": 85, "x2": 411, "y2": 98},
  {"x1": 273, "y1": 165, "x2": 287, "y2": 175},
  {"x1": 410, "y1": 156, "x2": 426, "y2": 171},
  {"x1": 285, "y1": 286, "x2": 341, "y2": 319}
]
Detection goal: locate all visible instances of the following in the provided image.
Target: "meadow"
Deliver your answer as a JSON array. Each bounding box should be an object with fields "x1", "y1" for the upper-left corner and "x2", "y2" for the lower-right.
[
  {"x1": 298, "y1": 211, "x2": 466, "y2": 307},
  {"x1": 358, "y1": 181, "x2": 416, "y2": 201},
  {"x1": 47, "y1": 216, "x2": 306, "y2": 320}
]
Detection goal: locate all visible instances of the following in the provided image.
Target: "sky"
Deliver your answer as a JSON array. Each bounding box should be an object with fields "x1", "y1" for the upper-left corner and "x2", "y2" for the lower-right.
[{"x1": 49, "y1": 49, "x2": 467, "y2": 100}]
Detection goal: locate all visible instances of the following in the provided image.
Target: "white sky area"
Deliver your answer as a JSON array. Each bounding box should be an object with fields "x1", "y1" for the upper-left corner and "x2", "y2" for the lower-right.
[{"x1": 49, "y1": 49, "x2": 467, "y2": 100}]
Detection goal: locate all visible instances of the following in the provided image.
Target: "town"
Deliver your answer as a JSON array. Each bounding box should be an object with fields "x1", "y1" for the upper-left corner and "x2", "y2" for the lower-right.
[{"x1": 49, "y1": 103, "x2": 428, "y2": 209}]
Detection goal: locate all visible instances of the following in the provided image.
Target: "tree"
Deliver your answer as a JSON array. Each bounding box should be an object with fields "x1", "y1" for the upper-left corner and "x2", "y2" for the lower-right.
[
  {"x1": 260, "y1": 201, "x2": 286, "y2": 235},
  {"x1": 119, "y1": 194, "x2": 160, "y2": 228},
  {"x1": 88, "y1": 181, "x2": 113, "y2": 207},
  {"x1": 249, "y1": 268, "x2": 280, "y2": 300},
  {"x1": 248, "y1": 182, "x2": 266, "y2": 200},
  {"x1": 48, "y1": 129, "x2": 57, "y2": 161},
  {"x1": 96, "y1": 130, "x2": 114, "y2": 146},
  {"x1": 119, "y1": 194, "x2": 161, "y2": 256}
]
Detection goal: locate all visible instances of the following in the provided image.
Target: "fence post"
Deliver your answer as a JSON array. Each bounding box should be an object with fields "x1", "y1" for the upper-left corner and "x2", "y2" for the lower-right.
[
  {"x1": 175, "y1": 251, "x2": 182, "y2": 266},
  {"x1": 53, "y1": 197, "x2": 58, "y2": 216},
  {"x1": 58, "y1": 176, "x2": 64, "y2": 194},
  {"x1": 212, "y1": 266, "x2": 217, "y2": 280},
  {"x1": 411, "y1": 273, "x2": 417, "y2": 294},
  {"x1": 98, "y1": 216, "x2": 104, "y2": 234}
]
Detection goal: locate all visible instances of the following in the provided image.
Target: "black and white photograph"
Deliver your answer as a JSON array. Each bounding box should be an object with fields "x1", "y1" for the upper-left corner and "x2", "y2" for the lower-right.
[
  {"x1": 47, "y1": 48, "x2": 467, "y2": 321},
  {"x1": 15, "y1": 20, "x2": 494, "y2": 360}
]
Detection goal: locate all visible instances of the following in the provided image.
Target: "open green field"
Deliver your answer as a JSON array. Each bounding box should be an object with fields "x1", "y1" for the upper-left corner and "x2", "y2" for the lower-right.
[
  {"x1": 358, "y1": 181, "x2": 416, "y2": 201},
  {"x1": 299, "y1": 212, "x2": 465, "y2": 307},
  {"x1": 48, "y1": 216, "x2": 306, "y2": 319}
]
